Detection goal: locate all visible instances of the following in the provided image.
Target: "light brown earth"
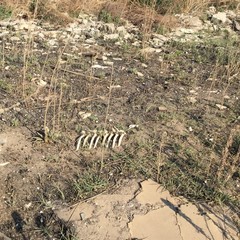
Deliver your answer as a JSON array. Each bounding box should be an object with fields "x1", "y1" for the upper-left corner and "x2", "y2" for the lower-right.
[{"x1": 56, "y1": 179, "x2": 239, "y2": 240}]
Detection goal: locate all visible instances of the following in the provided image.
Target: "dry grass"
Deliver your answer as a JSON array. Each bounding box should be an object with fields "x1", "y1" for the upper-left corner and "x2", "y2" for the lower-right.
[{"x1": 2, "y1": 0, "x2": 239, "y2": 27}]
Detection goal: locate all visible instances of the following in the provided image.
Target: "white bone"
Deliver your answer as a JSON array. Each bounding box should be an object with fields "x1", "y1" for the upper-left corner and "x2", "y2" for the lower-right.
[
  {"x1": 76, "y1": 131, "x2": 86, "y2": 150},
  {"x1": 118, "y1": 131, "x2": 126, "y2": 147},
  {"x1": 94, "y1": 135, "x2": 101, "y2": 148},
  {"x1": 106, "y1": 133, "x2": 114, "y2": 148},
  {"x1": 89, "y1": 133, "x2": 97, "y2": 149},
  {"x1": 102, "y1": 131, "x2": 109, "y2": 147},
  {"x1": 112, "y1": 133, "x2": 119, "y2": 148},
  {"x1": 83, "y1": 134, "x2": 91, "y2": 147}
]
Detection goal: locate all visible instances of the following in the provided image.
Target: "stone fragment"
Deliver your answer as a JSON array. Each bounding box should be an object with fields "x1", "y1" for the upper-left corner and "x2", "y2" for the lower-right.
[{"x1": 212, "y1": 12, "x2": 228, "y2": 24}]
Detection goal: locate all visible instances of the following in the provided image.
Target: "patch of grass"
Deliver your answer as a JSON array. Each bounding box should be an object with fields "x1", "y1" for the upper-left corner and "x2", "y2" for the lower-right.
[
  {"x1": 0, "y1": 79, "x2": 12, "y2": 93},
  {"x1": 72, "y1": 172, "x2": 108, "y2": 199},
  {"x1": 98, "y1": 9, "x2": 121, "y2": 24},
  {"x1": 0, "y1": 5, "x2": 12, "y2": 20}
]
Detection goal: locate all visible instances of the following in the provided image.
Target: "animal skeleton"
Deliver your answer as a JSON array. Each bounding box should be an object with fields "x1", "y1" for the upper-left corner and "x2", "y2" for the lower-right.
[{"x1": 76, "y1": 128, "x2": 126, "y2": 150}]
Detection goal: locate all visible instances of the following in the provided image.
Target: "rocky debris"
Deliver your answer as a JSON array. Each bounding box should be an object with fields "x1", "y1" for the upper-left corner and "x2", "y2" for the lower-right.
[
  {"x1": 212, "y1": 12, "x2": 228, "y2": 24},
  {"x1": 0, "y1": 6, "x2": 239, "y2": 62},
  {"x1": 233, "y1": 19, "x2": 240, "y2": 31}
]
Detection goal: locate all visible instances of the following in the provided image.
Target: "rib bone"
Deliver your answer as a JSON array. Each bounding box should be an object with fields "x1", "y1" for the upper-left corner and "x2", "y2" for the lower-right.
[
  {"x1": 83, "y1": 133, "x2": 91, "y2": 147},
  {"x1": 89, "y1": 132, "x2": 97, "y2": 149},
  {"x1": 112, "y1": 133, "x2": 119, "y2": 148},
  {"x1": 76, "y1": 131, "x2": 86, "y2": 150},
  {"x1": 94, "y1": 135, "x2": 101, "y2": 148},
  {"x1": 102, "y1": 131, "x2": 109, "y2": 147},
  {"x1": 106, "y1": 133, "x2": 114, "y2": 148},
  {"x1": 118, "y1": 131, "x2": 126, "y2": 147}
]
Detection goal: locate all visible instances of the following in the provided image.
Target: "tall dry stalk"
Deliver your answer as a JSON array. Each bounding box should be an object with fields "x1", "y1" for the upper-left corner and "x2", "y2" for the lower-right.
[
  {"x1": 1, "y1": 41, "x2": 5, "y2": 72},
  {"x1": 157, "y1": 131, "x2": 167, "y2": 182},
  {"x1": 100, "y1": 64, "x2": 114, "y2": 172},
  {"x1": 217, "y1": 125, "x2": 240, "y2": 180},
  {"x1": 141, "y1": 0, "x2": 157, "y2": 50},
  {"x1": 43, "y1": 31, "x2": 71, "y2": 134}
]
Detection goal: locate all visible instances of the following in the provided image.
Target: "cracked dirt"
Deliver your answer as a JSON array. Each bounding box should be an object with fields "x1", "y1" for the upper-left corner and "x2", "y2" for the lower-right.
[{"x1": 55, "y1": 179, "x2": 239, "y2": 240}]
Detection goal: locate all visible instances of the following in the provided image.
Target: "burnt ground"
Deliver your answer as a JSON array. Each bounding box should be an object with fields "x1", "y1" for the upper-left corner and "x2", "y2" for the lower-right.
[{"x1": 0, "y1": 21, "x2": 239, "y2": 239}]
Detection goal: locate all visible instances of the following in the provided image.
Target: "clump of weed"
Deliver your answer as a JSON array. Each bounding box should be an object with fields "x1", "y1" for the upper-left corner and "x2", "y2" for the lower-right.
[
  {"x1": 71, "y1": 172, "x2": 108, "y2": 200},
  {"x1": 98, "y1": 9, "x2": 121, "y2": 24},
  {"x1": 0, "y1": 4, "x2": 12, "y2": 20}
]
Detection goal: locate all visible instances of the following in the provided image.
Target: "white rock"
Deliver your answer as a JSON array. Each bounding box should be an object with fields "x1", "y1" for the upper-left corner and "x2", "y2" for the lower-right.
[
  {"x1": 136, "y1": 71, "x2": 144, "y2": 77},
  {"x1": 0, "y1": 31, "x2": 9, "y2": 38},
  {"x1": 85, "y1": 38, "x2": 96, "y2": 44},
  {"x1": 233, "y1": 20, "x2": 240, "y2": 31},
  {"x1": 104, "y1": 33, "x2": 119, "y2": 41},
  {"x1": 38, "y1": 79, "x2": 47, "y2": 87},
  {"x1": 212, "y1": 12, "x2": 228, "y2": 24},
  {"x1": 78, "y1": 112, "x2": 91, "y2": 119},
  {"x1": 92, "y1": 65, "x2": 108, "y2": 69},
  {"x1": 140, "y1": 47, "x2": 156, "y2": 54},
  {"x1": 132, "y1": 41, "x2": 141, "y2": 47},
  {"x1": 38, "y1": 32, "x2": 45, "y2": 39},
  {"x1": 216, "y1": 104, "x2": 227, "y2": 110},
  {"x1": 189, "y1": 90, "x2": 197, "y2": 95},
  {"x1": 152, "y1": 33, "x2": 168, "y2": 42},
  {"x1": 188, "y1": 16, "x2": 203, "y2": 27},
  {"x1": 104, "y1": 61, "x2": 114, "y2": 66},
  {"x1": 117, "y1": 26, "x2": 128, "y2": 37},
  {"x1": 48, "y1": 39, "x2": 58, "y2": 47},
  {"x1": 208, "y1": 6, "x2": 217, "y2": 14},
  {"x1": 187, "y1": 96, "x2": 197, "y2": 104},
  {"x1": 10, "y1": 36, "x2": 20, "y2": 41},
  {"x1": 158, "y1": 106, "x2": 167, "y2": 111},
  {"x1": 104, "y1": 23, "x2": 115, "y2": 33}
]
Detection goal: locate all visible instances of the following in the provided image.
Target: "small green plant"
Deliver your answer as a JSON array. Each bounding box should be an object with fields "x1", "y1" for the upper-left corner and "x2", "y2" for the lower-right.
[
  {"x1": 0, "y1": 79, "x2": 12, "y2": 93},
  {"x1": 33, "y1": 127, "x2": 60, "y2": 143},
  {"x1": 73, "y1": 172, "x2": 108, "y2": 199},
  {"x1": 0, "y1": 5, "x2": 12, "y2": 20},
  {"x1": 98, "y1": 10, "x2": 120, "y2": 24}
]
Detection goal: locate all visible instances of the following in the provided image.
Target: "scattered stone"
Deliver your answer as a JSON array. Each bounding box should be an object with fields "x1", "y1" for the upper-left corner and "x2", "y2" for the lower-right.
[
  {"x1": 189, "y1": 90, "x2": 197, "y2": 95},
  {"x1": 158, "y1": 106, "x2": 167, "y2": 111},
  {"x1": 140, "y1": 47, "x2": 156, "y2": 55},
  {"x1": 24, "y1": 202, "x2": 32, "y2": 209},
  {"x1": 103, "y1": 23, "x2": 115, "y2": 33},
  {"x1": 224, "y1": 95, "x2": 230, "y2": 100},
  {"x1": 92, "y1": 64, "x2": 109, "y2": 69},
  {"x1": 189, "y1": 126, "x2": 193, "y2": 132},
  {"x1": 233, "y1": 20, "x2": 240, "y2": 32},
  {"x1": 187, "y1": 16, "x2": 203, "y2": 28},
  {"x1": 216, "y1": 104, "x2": 227, "y2": 110},
  {"x1": 104, "y1": 33, "x2": 119, "y2": 41},
  {"x1": 187, "y1": 96, "x2": 197, "y2": 104},
  {"x1": 78, "y1": 112, "x2": 92, "y2": 119},
  {"x1": 212, "y1": 12, "x2": 228, "y2": 24},
  {"x1": 38, "y1": 79, "x2": 47, "y2": 87},
  {"x1": 116, "y1": 26, "x2": 128, "y2": 37},
  {"x1": 10, "y1": 36, "x2": 20, "y2": 41},
  {"x1": 136, "y1": 71, "x2": 144, "y2": 77}
]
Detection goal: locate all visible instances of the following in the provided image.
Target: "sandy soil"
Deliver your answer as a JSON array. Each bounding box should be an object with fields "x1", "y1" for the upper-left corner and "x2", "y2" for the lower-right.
[{"x1": 56, "y1": 179, "x2": 239, "y2": 240}]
